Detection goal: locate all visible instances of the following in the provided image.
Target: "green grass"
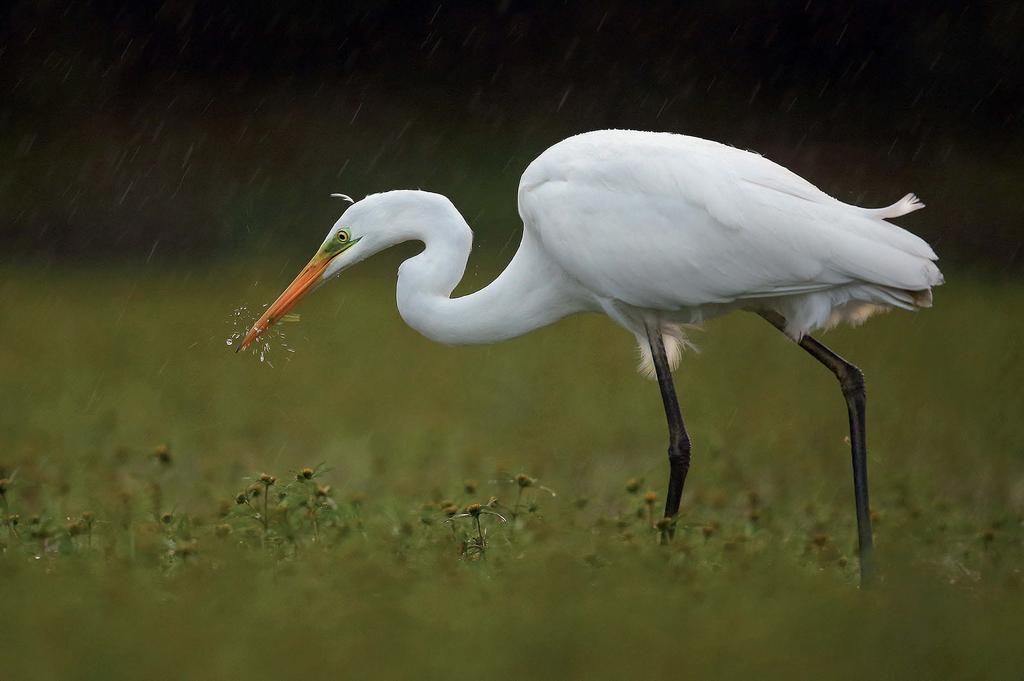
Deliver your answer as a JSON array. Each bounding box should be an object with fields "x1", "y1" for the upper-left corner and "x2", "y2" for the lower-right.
[{"x1": 1, "y1": 260, "x2": 1022, "y2": 680}]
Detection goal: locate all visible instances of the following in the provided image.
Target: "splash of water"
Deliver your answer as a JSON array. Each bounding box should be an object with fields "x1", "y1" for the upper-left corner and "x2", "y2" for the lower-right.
[{"x1": 226, "y1": 305, "x2": 298, "y2": 368}]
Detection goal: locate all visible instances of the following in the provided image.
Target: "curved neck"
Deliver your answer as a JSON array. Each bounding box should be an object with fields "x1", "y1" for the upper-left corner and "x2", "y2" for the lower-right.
[{"x1": 394, "y1": 213, "x2": 587, "y2": 345}]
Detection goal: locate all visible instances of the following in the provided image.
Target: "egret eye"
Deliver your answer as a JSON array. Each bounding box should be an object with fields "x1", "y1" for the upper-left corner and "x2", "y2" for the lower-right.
[{"x1": 337, "y1": 230, "x2": 349, "y2": 243}]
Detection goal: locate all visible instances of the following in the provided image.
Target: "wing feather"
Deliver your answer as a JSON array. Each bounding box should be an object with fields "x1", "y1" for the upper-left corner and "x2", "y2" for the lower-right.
[{"x1": 518, "y1": 130, "x2": 941, "y2": 312}]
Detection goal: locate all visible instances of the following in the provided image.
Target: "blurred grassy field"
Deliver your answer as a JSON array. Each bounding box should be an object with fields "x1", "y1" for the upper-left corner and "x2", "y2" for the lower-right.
[{"x1": 0, "y1": 259, "x2": 1022, "y2": 680}]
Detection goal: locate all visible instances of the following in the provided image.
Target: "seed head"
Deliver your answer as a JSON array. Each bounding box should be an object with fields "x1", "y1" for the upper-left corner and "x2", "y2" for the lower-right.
[
  {"x1": 300, "y1": 467, "x2": 315, "y2": 480},
  {"x1": 811, "y1": 532, "x2": 829, "y2": 547},
  {"x1": 465, "y1": 503, "x2": 482, "y2": 517},
  {"x1": 259, "y1": 473, "x2": 276, "y2": 486},
  {"x1": 66, "y1": 520, "x2": 85, "y2": 536},
  {"x1": 215, "y1": 523, "x2": 232, "y2": 538},
  {"x1": 642, "y1": 491, "x2": 658, "y2": 505},
  {"x1": 8, "y1": 514, "x2": 19, "y2": 526},
  {"x1": 235, "y1": 492, "x2": 247, "y2": 505},
  {"x1": 463, "y1": 479, "x2": 478, "y2": 494},
  {"x1": 655, "y1": 517, "x2": 674, "y2": 531},
  {"x1": 154, "y1": 444, "x2": 172, "y2": 465},
  {"x1": 625, "y1": 478, "x2": 640, "y2": 494},
  {"x1": 160, "y1": 512, "x2": 174, "y2": 525},
  {"x1": 442, "y1": 505, "x2": 459, "y2": 517},
  {"x1": 81, "y1": 511, "x2": 95, "y2": 524},
  {"x1": 316, "y1": 485, "x2": 332, "y2": 498},
  {"x1": 515, "y1": 474, "x2": 535, "y2": 488},
  {"x1": 701, "y1": 523, "x2": 717, "y2": 539}
]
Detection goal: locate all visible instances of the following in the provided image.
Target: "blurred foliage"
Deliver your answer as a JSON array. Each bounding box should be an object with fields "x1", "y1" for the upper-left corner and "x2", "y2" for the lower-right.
[
  {"x1": 1, "y1": 1, "x2": 1022, "y2": 267},
  {"x1": 0, "y1": 263, "x2": 1022, "y2": 677}
]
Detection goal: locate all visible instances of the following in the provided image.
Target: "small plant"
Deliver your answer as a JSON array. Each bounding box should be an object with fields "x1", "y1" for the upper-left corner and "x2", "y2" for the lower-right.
[
  {"x1": 81, "y1": 512, "x2": 95, "y2": 548},
  {"x1": 446, "y1": 502, "x2": 506, "y2": 560},
  {"x1": 642, "y1": 491, "x2": 658, "y2": 527},
  {"x1": 154, "y1": 444, "x2": 172, "y2": 466},
  {"x1": 502, "y1": 473, "x2": 556, "y2": 525},
  {"x1": 258, "y1": 473, "x2": 276, "y2": 533},
  {"x1": 512, "y1": 474, "x2": 534, "y2": 522},
  {"x1": 234, "y1": 479, "x2": 272, "y2": 540},
  {"x1": 229, "y1": 466, "x2": 344, "y2": 548},
  {"x1": 6, "y1": 513, "x2": 20, "y2": 539},
  {"x1": 655, "y1": 516, "x2": 676, "y2": 544},
  {"x1": 28, "y1": 515, "x2": 53, "y2": 555},
  {"x1": 292, "y1": 465, "x2": 334, "y2": 543},
  {"x1": 65, "y1": 518, "x2": 85, "y2": 540}
]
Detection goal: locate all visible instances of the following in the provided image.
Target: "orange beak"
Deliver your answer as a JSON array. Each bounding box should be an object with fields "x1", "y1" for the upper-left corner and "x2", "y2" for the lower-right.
[{"x1": 237, "y1": 255, "x2": 332, "y2": 353}]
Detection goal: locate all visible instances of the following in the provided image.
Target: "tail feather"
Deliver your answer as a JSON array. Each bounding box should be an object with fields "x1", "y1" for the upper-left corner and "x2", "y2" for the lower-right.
[
  {"x1": 862, "y1": 193, "x2": 925, "y2": 219},
  {"x1": 910, "y1": 288, "x2": 933, "y2": 308}
]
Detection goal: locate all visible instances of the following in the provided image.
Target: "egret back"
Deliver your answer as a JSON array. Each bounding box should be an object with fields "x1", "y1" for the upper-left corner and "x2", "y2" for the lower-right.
[{"x1": 518, "y1": 129, "x2": 942, "y2": 339}]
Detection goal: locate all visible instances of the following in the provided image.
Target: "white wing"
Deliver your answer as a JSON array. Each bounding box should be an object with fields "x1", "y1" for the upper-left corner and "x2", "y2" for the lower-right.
[{"x1": 518, "y1": 130, "x2": 942, "y2": 318}]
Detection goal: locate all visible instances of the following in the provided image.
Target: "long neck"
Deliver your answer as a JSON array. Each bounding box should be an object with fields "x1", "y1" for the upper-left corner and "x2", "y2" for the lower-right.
[{"x1": 395, "y1": 215, "x2": 587, "y2": 345}]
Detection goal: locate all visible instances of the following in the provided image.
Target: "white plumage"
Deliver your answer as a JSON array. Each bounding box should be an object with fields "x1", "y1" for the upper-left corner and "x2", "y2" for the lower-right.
[{"x1": 241, "y1": 129, "x2": 942, "y2": 378}]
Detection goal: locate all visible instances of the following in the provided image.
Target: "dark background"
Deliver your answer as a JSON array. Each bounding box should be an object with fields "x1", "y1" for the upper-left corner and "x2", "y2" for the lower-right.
[{"x1": 3, "y1": 1, "x2": 1022, "y2": 268}]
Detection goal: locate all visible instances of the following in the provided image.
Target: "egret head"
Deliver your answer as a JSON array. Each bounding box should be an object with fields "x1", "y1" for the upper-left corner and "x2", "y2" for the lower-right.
[{"x1": 237, "y1": 190, "x2": 456, "y2": 352}]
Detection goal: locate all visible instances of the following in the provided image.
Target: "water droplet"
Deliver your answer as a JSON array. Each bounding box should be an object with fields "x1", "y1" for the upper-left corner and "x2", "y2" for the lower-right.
[{"x1": 226, "y1": 304, "x2": 297, "y2": 367}]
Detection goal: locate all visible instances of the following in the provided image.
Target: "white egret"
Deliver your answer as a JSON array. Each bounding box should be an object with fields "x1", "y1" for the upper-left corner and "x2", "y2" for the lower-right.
[{"x1": 239, "y1": 130, "x2": 943, "y2": 582}]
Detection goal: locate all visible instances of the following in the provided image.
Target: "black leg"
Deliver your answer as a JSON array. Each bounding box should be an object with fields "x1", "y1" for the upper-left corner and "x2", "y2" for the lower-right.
[
  {"x1": 759, "y1": 312, "x2": 876, "y2": 584},
  {"x1": 645, "y1": 322, "x2": 692, "y2": 524}
]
